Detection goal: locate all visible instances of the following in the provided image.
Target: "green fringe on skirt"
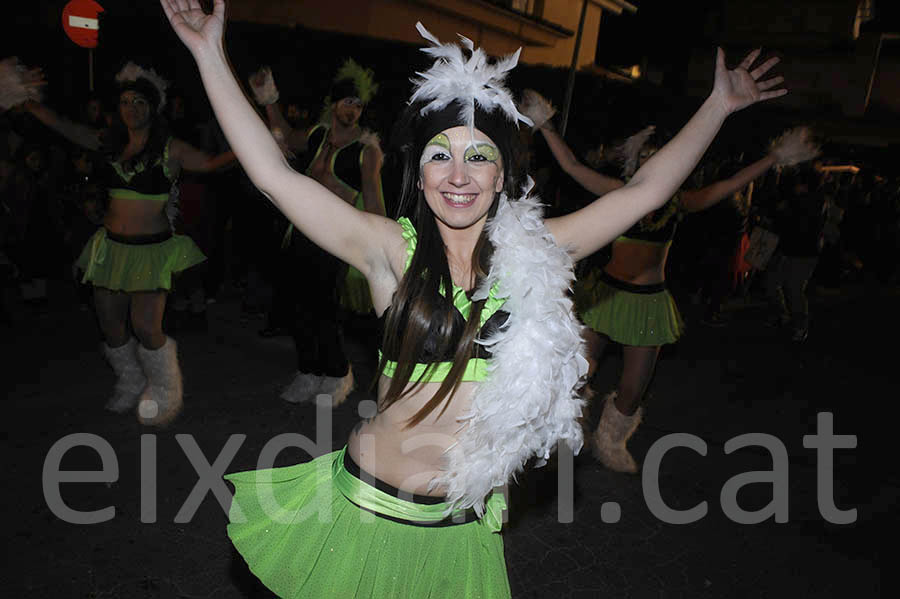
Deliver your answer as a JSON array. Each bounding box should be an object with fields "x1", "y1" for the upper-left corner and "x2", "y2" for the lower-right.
[
  {"x1": 339, "y1": 265, "x2": 374, "y2": 314},
  {"x1": 75, "y1": 228, "x2": 206, "y2": 292},
  {"x1": 576, "y1": 269, "x2": 685, "y2": 346},
  {"x1": 226, "y1": 448, "x2": 510, "y2": 599}
]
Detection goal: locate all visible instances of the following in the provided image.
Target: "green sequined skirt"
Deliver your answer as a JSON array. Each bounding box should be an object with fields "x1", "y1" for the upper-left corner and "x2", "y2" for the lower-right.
[
  {"x1": 75, "y1": 228, "x2": 206, "y2": 292},
  {"x1": 576, "y1": 269, "x2": 685, "y2": 346},
  {"x1": 226, "y1": 447, "x2": 510, "y2": 598}
]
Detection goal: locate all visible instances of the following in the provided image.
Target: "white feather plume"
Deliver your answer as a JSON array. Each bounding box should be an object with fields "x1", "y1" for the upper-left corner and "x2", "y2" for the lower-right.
[
  {"x1": 409, "y1": 22, "x2": 532, "y2": 132},
  {"x1": 518, "y1": 89, "x2": 557, "y2": 130},
  {"x1": 248, "y1": 66, "x2": 280, "y2": 106},
  {"x1": 115, "y1": 61, "x2": 169, "y2": 113},
  {"x1": 358, "y1": 129, "x2": 382, "y2": 150},
  {"x1": 770, "y1": 126, "x2": 820, "y2": 167},
  {"x1": 0, "y1": 57, "x2": 44, "y2": 110},
  {"x1": 430, "y1": 180, "x2": 588, "y2": 514},
  {"x1": 616, "y1": 125, "x2": 656, "y2": 178}
]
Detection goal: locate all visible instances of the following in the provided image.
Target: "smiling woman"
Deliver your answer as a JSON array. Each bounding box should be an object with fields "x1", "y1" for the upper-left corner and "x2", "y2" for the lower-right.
[
  {"x1": 161, "y1": 0, "x2": 787, "y2": 595},
  {"x1": 419, "y1": 127, "x2": 505, "y2": 231}
]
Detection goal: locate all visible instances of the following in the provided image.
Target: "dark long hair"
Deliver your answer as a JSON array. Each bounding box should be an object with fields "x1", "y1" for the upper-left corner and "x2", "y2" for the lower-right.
[{"x1": 377, "y1": 100, "x2": 525, "y2": 427}]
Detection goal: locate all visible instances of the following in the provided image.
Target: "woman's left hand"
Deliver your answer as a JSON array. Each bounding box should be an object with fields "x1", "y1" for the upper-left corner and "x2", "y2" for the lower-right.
[
  {"x1": 711, "y1": 48, "x2": 787, "y2": 114},
  {"x1": 160, "y1": 0, "x2": 226, "y2": 57}
]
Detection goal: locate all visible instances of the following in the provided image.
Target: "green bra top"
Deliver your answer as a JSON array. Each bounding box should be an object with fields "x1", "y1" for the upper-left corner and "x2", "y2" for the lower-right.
[{"x1": 378, "y1": 217, "x2": 508, "y2": 383}]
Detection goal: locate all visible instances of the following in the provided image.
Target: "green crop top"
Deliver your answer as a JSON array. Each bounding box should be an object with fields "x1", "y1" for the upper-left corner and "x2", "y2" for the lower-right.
[{"x1": 378, "y1": 218, "x2": 508, "y2": 383}]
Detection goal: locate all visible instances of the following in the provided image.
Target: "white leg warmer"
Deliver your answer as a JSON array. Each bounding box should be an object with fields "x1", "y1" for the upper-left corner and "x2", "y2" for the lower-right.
[
  {"x1": 136, "y1": 337, "x2": 183, "y2": 427},
  {"x1": 592, "y1": 391, "x2": 643, "y2": 473},
  {"x1": 279, "y1": 371, "x2": 323, "y2": 404},
  {"x1": 317, "y1": 366, "x2": 354, "y2": 407},
  {"x1": 103, "y1": 338, "x2": 147, "y2": 414}
]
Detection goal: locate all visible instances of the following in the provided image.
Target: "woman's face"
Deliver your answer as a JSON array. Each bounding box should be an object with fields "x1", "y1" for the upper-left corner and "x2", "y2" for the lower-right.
[
  {"x1": 334, "y1": 97, "x2": 363, "y2": 128},
  {"x1": 118, "y1": 91, "x2": 152, "y2": 130},
  {"x1": 638, "y1": 145, "x2": 658, "y2": 168},
  {"x1": 419, "y1": 125, "x2": 504, "y2": 232}
]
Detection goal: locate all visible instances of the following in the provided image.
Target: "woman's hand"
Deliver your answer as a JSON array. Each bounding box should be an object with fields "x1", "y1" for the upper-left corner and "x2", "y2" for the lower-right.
[
  {"x1": 0, "y1": 57, "x2": 46, "y2": 111},
  {"x1": 518, "y1": 89, "x2": 556, "y2": 131},
  {"x1": 159, "y1": 0, "x2": 225, "y2": 56},
  {"x1": 248, "y1": 66, "x2": 280, "y2": 106},
  {"x1": 710, "y1": 48, "x2": 786, "y2": 114}
]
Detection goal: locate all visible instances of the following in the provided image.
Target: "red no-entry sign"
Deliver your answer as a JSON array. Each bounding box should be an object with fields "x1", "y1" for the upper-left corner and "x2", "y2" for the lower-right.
[{"x1": 62, "y1": 0, "x2": 105, "y2": 49}]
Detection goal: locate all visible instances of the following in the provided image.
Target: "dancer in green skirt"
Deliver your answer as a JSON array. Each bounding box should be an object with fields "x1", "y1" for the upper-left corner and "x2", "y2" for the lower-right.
[
  {"x1": 22, "y1": 61, "x2": 234, "y2": 425},
  {"x1": 519, "y1": 90, "x2": 819, "y2": 473},
  {"x1": 163, "y1": 0, "x2": 787, "y2": 595}
]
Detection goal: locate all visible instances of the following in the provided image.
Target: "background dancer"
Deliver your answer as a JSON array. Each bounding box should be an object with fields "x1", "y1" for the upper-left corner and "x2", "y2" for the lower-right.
[
  {"x1": 763, "y1": 163, "x2": 827, "y2": 342},
  {"x1": 248, "y1": 59, "x2": 385, "y2": 405},
  {"x1": 163, "y1": 0, "x2": 786, "y2": 594},
  {"x1": 21, "y1": 61, "x2": 234, "y2": 426},
  {"x1": 520, "y1": 89, "x2": 818, "y2": 472}
]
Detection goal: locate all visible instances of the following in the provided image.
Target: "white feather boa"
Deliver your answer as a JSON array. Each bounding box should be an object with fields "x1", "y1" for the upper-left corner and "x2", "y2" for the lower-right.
[{"x1": 430, "y1": 183, "x2": 588, "y2": 514}]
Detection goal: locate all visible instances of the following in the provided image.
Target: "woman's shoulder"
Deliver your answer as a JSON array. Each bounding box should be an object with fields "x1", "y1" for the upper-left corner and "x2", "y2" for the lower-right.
[{"x1": 396, "y1": 216, "x2": 416, "y2": 271}]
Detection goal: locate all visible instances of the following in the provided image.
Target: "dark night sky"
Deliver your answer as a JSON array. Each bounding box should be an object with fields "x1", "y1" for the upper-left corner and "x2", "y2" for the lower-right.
[{"x1": 596, "y1": 0, "x2": 717, "y2": 86}]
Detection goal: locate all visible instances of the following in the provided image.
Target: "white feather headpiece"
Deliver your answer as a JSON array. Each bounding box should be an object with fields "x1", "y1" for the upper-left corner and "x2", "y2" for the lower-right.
[
  {"x1": 409, "y1": 23, "x2": 532, "y2": 135},
  {"x1": 115, "y1": 61, "x2": 169, "y2": 113}
]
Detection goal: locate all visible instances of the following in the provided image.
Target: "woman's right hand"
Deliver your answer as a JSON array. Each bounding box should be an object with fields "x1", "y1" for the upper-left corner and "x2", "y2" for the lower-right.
[{"x1": 160, "y1": 0, "x2": 226, "y2": 56}]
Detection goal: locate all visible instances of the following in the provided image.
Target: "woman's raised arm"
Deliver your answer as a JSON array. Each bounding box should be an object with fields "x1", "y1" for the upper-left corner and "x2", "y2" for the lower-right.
[
  {"x1": 24, "y1": 100, "x2": 102, "y2": 151},
  {"x1": 547, "y1": 48, "x2": 787, "y2": 261},
  {"x1": 519, "y1": 90, "x2": 624, "y2": 198},
  {"x1": 680, "y1": 127, "x2": 818, "y2": 213},
  {"x1": 159, "y1": 0, "x2": 398, "y2": 278}
]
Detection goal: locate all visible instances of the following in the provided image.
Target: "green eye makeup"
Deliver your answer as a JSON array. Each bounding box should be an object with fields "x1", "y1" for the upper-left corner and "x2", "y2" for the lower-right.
[
  {"x1": 464, "y1": 143, "x2": 499, "y2": 162},
  {"x1": 425, "y1": 133, "x2": 451, "y2": 150}
]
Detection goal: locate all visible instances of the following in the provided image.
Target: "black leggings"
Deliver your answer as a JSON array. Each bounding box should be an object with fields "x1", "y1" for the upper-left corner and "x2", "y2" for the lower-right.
[{"x1": 276, "y1": 232, "x2": 349, "y2": 377}]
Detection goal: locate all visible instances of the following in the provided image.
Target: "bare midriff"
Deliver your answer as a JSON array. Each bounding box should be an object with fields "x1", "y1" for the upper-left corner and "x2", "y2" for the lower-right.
[
  {"x1": 603, "y1": 238, "x2": 671, "y2": 285},
  {"x1": 104, "y1": 197, "x2": 171, "y2": 236},
  {"x1": 346, "y1": 375, "x2": 477, "y2": 497}
]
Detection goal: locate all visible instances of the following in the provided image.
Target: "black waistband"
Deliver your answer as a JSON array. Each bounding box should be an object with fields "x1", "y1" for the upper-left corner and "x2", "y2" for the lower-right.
[
  {"x1": 105, "y1": 229, "x2": 173, "y2": 245},
  {"x1": 342, "y1": 451, "x2": 480, "y2": 527},
  {"x1": 599, "y1": 270, "x2": 667, "y2": 294}
]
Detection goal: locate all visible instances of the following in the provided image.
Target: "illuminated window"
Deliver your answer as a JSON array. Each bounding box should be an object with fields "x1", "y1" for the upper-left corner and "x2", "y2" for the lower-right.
[{"x1": 853, "y1": 0, "x2": 875, "y2": 39}]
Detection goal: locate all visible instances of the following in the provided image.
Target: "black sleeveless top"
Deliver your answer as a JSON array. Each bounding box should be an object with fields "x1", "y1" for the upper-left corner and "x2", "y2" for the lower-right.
[
  {"x1": 618, "y1": 194, "x2": 683, "y2": 244},
  {"x1": 302, "y1": 124, "x2": 364, "y2": 194},
  {"x1": 102, "y1": 137, "x2": 174, "y2": 200}
]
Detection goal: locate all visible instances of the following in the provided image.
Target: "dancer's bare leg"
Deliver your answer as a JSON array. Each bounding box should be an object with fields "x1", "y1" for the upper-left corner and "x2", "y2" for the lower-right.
[
  {"x1": 594, "y1": 344, "x2": 660, "y2": 472},
  {"x1": 94, "y1": 287, "x2": 132, "y2": 347},
  {"x1": 614, "y1": 344, "x2": 661, "y2": 415},
  {"x1": 130, "y1": 290, "x2": 168, "y2": 349}
]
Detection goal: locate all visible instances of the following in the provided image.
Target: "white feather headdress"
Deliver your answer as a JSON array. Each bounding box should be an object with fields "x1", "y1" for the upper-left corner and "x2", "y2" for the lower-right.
[
  {"x1": 409, "y1": 23, "x2": 532, "y2": 134},
  {"x1": 115, "y1": 62, "x2": 169, "y2": 113}
]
